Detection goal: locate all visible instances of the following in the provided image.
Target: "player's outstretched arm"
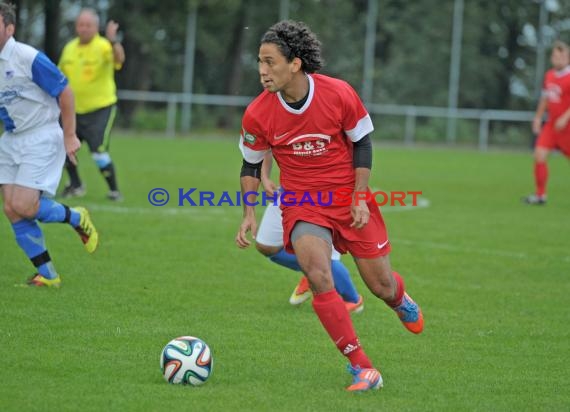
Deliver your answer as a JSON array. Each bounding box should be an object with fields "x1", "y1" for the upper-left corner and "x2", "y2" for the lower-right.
[
  {"x1": 106, "y1": 20, "x2": 125, "y2": 65},
  {"x1": 554, "y1": 106, "x2": 570, "y2": 131},
  {"x1": 533, "y1": 96, "x2": 548, "y2": 134},
  {"x1": 351, "y1": 135, "x2": 373, "y2": 229},
  {"x1": 351, "y1": 167, "x2": 371, "y2": 229},
  {"x1": 236, "y1": 160, "x2": 262, "y2": 248},
  {"x1": 58, "y1": 85, "x2": 81, "y2": 164},
  {"x1": 236, "y1": 212, "x2": 257, "y2": 248},
  {"x1": 261, "y1": 151, "x2": 278, "y2": 197}
]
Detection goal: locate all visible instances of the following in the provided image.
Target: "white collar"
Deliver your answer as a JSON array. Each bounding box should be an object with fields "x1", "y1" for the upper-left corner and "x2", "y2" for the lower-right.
[
  {"x1": 554, "y1": 65, "x2": 570, "y2": 77},
  {"x1": 0, "y1": 37, "x2": 15, "y2": 61},
  {"x1": 277, "y1": 73, "x2": 315, "y2": 115}
]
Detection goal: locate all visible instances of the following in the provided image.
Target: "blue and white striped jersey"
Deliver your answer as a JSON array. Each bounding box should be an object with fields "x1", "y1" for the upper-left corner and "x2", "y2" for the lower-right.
[{"x1": 0, "y1": 37, "x2": 68, "y2": 134}]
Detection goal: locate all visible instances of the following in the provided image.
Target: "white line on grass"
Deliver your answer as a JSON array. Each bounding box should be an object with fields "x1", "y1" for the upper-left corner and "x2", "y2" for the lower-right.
[
  {"x1": 381, "y1": 197, "x2": 430, "y2": 213},
  {"x1": 393, "y1": 238, "x2": 526, "y2": 259},
  {"x1": 83, "y1": 203, "x2": 237, "y2": 219},
  {"x1": 393, "y1": 238, "x2": 570, "y2": 263}
]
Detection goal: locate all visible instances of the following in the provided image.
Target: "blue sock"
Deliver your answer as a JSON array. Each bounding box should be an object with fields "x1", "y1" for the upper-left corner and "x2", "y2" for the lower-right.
[
  {"x1": 269, "y1": 248, "x2": 360, "y2": 302},
  {"x1": 36, "y1": 197, "x2": 80, "y2": 227},
  {"x1": 331, "y1": 259, "x2": 360, "y2": 303},
  {"x1": 269, "y1": 248, "x2": 302, "y2": 271},
  {"x1": 12, "y1": 219, "x2": 58, "y2": 279}
]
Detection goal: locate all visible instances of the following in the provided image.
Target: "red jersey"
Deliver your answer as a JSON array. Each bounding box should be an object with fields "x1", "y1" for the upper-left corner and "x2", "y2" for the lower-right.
[
  {"x1": 542, "y1": 66, "x2": 570, "y2": 120},
  {"x1": 239, "y1": 73, "x2": 373, "y2": 192}
]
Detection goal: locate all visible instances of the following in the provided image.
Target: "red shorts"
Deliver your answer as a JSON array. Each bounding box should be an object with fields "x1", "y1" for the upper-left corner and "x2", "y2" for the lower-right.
[
  {"x1": 281, "y1": 199, "x2": 391, "y2": 259},
  {"x1": 536, "y1": 122, "x2": 570, "y2": 157}
]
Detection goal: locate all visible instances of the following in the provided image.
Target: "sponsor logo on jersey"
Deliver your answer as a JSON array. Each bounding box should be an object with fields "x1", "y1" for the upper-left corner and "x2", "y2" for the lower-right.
[
  {"x1": 545, "y1": 84, "x2": 562, "y2": 103},
  {"x1": 243, "y1": 129, "x2": 257, "y2": 144},
  {"x1": 286, "y1": 133, "x2": 331, "y2": 157},
  {"x1": 0, "y1": 86, "x2": 23, "y2": 105}
]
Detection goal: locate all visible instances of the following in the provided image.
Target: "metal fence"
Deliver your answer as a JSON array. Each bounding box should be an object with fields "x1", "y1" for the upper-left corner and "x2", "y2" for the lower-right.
[{"x1": 118, "y1": 89, "x2": 534, "y2": 150}]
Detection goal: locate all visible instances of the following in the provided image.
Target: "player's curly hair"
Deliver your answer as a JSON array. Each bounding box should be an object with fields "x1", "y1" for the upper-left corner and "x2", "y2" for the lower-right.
[{"x1": 261, "y1": 20, "x2": 323, "y2": 73}]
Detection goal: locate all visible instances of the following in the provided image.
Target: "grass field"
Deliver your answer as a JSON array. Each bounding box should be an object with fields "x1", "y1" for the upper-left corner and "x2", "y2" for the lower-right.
[{"x1": 0, "y1": 133, "x2": 569, "y2": 411}]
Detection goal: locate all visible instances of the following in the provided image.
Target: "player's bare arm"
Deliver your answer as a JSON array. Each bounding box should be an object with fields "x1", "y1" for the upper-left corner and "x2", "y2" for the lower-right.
[
  {"x1": 533, "y1": 96, "x2": 548, "y2": 134},
  {"x1": 351, "y1": 135, "x2": 373, "y2": 229},
  {"x1": 554, "y1": 106, "x2": 570, "y2": 131},
  {"x1": 58, "y1": 85, "x2": 81, "y2": 165},
  {"x1": 106, "y1": 20, "x2": 125, "y2": 64},
  {"x1": 236, "y1": 159, "x2": 263, "y2": 248},
  {"x1": 351, "y1": 167, "x2": 371, "y2": 229},
  {"x1": 261, "y1": 151, "x2": 278, "y2": 197}
]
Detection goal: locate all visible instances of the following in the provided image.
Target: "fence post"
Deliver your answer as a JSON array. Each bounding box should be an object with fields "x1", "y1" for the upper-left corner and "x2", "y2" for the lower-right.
[
  {"x1": 446, "y1": 0, "x2": 464, "y2": 143},
  {"x1": 404, "y1": 106, "x2": 416, "y2": 146},
  {"x1": 166, "y1": 95, "x2": 178, "y2": 137},
  {"x1": 181, "y1": 6, "x2": 197, "y2": 133},
  {"x1": 361, "y1": 0, "x2": 379, "y2": 105},
  {"x1": 478, "y1": 114, "x2": 490, "y2": 151}
]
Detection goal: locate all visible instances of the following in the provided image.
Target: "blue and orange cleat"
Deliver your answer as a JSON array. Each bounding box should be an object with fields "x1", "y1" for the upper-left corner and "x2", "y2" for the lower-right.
[
  {"x1": 289, "y1": 276, "x2": 312, "y2": 305},
  {"x1": 345, "y1": 295, "x2": 364, "y2": 314},
  {"x1": 26, "y1": 273, "x2": 61, "y2": 288},
  {"x1": 346, "y1": 364, "x2": 383, "y2": 392},
  {"x1": 393, "y1": 292, "x2": 424, "y2": 334},
  {"x1": 73, "y1": 207, "x2": 99, "y2": 253}
]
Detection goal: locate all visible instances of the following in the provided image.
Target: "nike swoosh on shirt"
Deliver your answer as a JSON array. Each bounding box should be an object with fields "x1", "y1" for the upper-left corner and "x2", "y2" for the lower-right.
[{"x1": 274, "y1": 132, "x2": 289, "y2": 140}]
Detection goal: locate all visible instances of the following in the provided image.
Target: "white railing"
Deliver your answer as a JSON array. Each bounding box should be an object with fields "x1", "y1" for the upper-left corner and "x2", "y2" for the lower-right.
[{"x1": 117, "y1": 90, "x2": 535, "y2": 150}]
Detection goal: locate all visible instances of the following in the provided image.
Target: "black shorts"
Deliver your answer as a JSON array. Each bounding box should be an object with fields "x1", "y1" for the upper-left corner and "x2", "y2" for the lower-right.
[{"x1": 76, "y1": 105, "x2": 117, "y2": 153}]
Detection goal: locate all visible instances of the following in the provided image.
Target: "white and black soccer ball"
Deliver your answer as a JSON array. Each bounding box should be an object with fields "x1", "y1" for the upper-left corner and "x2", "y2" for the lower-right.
[{"x1": 160, "y1": 336, "x2": 213, "y2": 385}]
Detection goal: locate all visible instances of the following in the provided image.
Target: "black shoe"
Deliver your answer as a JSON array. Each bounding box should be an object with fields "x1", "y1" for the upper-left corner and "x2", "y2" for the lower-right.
[
  {"x1": 522, "y1": 194, "x2": 546, "y2": 205},
  {"x1": 60, "y1": 184, "x2": 86, "y2": 198},
  {"x1": 107, "y1": 190, "x2": 124, "y2": 201}
]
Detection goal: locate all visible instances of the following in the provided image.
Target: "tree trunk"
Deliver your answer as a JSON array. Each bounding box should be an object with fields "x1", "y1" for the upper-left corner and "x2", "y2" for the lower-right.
[
  {"x1": 217, "y1": 0, "x2": 252, "y2": 129},
  {"x1": 44, "y1": 0, "x2": 60, "y2": 62}
]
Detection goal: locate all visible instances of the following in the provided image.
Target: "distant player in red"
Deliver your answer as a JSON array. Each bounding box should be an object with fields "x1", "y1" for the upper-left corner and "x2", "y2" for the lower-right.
[
  {"x1": 235, "y1": 21, "x2": 423, "y2": 392},
  {"x1": 524, "y1": 40, "x2": 570, "y2": 205}
]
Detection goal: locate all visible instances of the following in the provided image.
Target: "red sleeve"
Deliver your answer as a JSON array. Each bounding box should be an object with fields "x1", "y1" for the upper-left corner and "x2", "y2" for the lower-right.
[
  {"x1": 239, "y1": 108, "x2": 270, "y2": 164},
  {"x1": 541, "y1": 70, "x2": 551, "y2": 96},
  {"x1": 340, "y1": 82, "x2": 374, "y2": 142}
]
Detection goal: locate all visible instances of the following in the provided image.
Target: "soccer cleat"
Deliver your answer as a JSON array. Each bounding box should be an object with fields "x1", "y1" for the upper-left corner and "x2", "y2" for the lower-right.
[
  {"x1": 522, "y1": 194, "x2": 546, "y2": 205},
  {"x1": 60, "y1": 184, "x2": 86, "y2": 198},
  {"x1": 73, "y1": 207, "x2": 99, "y2": 253},
  {"x1": 26, "y1": 273, "x2": 61, "y2": 288},
  {"x1": 107, "y1": 190, "x2": 124, "y2": 202},
  {"x1": 345, "y1": 295, "x2": 364, "y2": 314},
  {"x1": 392, "y1": 292, "x2": 424, "y2": 334},
  {"x1": 346, "y1": 364, "x2": 383, "y2": 392},
  {"x1": 289, "y1": 276, "x2": 312, "y2": 305}
]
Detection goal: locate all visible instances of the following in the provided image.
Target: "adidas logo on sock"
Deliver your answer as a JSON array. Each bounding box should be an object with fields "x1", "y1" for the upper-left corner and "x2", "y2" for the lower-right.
[{"x1": 343, "y1": 343, "x2": 359, "y2": 355}]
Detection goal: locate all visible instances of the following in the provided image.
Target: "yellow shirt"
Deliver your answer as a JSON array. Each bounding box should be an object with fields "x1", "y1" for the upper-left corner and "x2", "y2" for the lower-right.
[{"x1": 58, "y1": 34, "x2": 122, "y2": 114}]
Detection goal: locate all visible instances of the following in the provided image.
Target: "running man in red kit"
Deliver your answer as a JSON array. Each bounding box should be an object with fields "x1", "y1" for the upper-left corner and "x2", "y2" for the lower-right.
[
  {"x1": 235, "y1": 20, "x2": 423, "y2": 392},
  {"x1": 524, "y1": 40, "x2": 570, "y2": 205}
]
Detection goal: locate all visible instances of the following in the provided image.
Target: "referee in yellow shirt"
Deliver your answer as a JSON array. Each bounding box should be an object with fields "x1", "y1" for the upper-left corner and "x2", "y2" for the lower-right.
[{"x1": 58, "y1": 8, "x2": 125, "y2": 201}]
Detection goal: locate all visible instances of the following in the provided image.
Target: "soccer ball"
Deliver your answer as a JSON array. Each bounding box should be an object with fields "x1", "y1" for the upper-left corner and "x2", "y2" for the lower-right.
[{"x1": 160, "y1": 336, "x2": 213, "y2": 385}]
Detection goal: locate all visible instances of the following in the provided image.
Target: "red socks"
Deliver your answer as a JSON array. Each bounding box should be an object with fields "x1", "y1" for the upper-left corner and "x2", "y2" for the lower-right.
[
  {"x1": 311, "y1": 273, "x2": 406, "y2": 367},
  {"x1": 386, "y1": 271, "x2": 405, "y2": 308},
  {"x1": 312, "y1": 290, "x2": 372, "y2": 368},
  {"x1": 534, "y1": 162, "x2": 548, "y2": 197}
]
